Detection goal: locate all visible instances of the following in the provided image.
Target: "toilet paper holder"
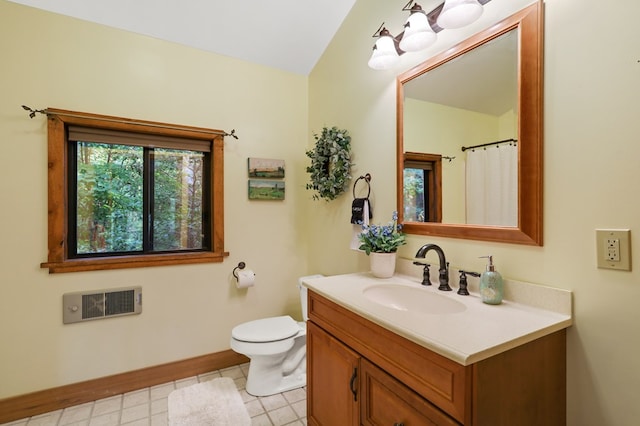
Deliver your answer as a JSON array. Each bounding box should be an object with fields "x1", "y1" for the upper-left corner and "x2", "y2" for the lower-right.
[{"x1": 232, "y1": 261, "x2": 246, "y2": 279}]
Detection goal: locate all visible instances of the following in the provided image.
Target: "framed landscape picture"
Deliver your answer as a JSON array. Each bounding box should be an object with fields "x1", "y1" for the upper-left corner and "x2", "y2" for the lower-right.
[
  {"x1": 248, "y1": 158, "x2": 285, "y2": 178},
  {"x1": 248, "y1": 179, "x2": 285, "y2": 200}
]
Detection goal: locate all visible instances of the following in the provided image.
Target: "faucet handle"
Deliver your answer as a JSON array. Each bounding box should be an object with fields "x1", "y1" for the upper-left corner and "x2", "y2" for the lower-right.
[
  {"x1": 413, "y1": 261, "x2": 431, "y2": 286},
  {"x1": 457, "y1": 271, "x2": 469, "y2": 295},
  {"x1": 457, "y1": 270, "x2": 480, "y2": 295}
]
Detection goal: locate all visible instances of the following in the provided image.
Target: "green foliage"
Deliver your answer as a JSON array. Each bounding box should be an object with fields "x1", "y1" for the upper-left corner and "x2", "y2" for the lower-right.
[
  {"x1": 153, "y1": 150, "x2": 204, "y2": 251},
  {"x1": 305, "y1": 126, "x2": 353, "y2": 201},
  {"x1": 75, "y1": 143, "x2": 205, "y2": 255},
  {"x1": 403, "y1": 168, "x2": 425, "y2": 222},
  {"x1": 76, "y1": 143, "x2": 143, "y2": 253},
  {"x1": 358, "y1": 211, "x2": 407, "y2": 255}
]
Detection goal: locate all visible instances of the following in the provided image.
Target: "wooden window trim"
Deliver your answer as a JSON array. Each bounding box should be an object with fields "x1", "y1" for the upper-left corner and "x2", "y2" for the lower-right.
[
  {"x1": 41, "y1": 108, "x2": 228, "y2": 273},
  {"x1": 403, "y1": 152, "x2": 443, "y2": 223}
]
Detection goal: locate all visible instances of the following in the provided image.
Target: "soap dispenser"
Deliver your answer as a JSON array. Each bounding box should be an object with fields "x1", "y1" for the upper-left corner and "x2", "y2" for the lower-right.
[{"x1": 479, "y1": 255, "x2": 503, "y2": 305}]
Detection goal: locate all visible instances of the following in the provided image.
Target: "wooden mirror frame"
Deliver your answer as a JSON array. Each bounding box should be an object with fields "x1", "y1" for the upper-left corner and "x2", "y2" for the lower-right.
[{"x1": 396, "y1": 1, "x2": 543, "y2": 246}]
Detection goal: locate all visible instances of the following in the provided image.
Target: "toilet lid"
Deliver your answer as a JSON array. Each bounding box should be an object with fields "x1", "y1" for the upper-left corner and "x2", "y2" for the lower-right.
[{"x1": 232, "y1": 315, "x2": 300, "y2": 343}]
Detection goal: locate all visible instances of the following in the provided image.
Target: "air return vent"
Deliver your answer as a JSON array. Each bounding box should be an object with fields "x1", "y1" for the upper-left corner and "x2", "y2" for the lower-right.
[{"x1": 63, "y1": 286, "x2": 142, "y2": 324}]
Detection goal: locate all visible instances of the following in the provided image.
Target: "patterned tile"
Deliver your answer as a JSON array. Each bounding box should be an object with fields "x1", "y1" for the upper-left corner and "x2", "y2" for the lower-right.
[
  {"x1": 266, "y1": 405, "x2": 297, "y2": 425},
  {"x1": 58, "y1": 403, "x2": 92, "y2": 425},
  {"x1": 3, "y1": 363, "x2": 307, "y2": 426}
]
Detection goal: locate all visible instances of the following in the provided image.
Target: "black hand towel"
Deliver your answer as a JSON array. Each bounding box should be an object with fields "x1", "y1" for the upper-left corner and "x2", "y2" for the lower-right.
[{"x1": 351, "y1": 198, "x2": 372, "y2": 224}]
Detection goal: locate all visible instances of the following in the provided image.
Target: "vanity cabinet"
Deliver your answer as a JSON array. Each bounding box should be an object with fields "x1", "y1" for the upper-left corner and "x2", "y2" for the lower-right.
[{"x1": 307, "y1": 290, "x2": 566, "y2": 426}]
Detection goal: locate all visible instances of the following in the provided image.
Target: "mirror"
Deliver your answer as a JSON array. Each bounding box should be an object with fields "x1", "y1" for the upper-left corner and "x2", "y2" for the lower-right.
[{"x1": 396, "y1": 2, "x2": 543, "y2": 245}]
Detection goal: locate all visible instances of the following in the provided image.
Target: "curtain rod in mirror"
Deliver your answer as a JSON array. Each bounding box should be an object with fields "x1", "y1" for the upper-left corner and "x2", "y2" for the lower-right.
[{"x1": 461, "y1": 138, "x2": 517, "y2": 152}]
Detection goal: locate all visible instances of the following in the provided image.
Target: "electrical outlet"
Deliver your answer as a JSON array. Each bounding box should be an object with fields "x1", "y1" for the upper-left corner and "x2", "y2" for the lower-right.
[
  {"x1": 606, "y1": 238, "x2": 620, "y2": 261},
  {"x1": 596, "y1": 229, "x2": 631, "y2": 271}
]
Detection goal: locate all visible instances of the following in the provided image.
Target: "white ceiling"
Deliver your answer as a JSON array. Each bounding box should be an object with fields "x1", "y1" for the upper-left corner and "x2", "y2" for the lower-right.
[{"x1": 8, "y1": 0, "x2": 357, "y2": 75}]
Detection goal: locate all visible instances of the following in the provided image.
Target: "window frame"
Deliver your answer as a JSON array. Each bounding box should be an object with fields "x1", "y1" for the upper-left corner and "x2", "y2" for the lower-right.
[
  {"x1": 403, "y1": 152, "x2": 443, "y2": 223},
  {"x1": 41, "y1": 108, "x2": 227, "y2": 273}
]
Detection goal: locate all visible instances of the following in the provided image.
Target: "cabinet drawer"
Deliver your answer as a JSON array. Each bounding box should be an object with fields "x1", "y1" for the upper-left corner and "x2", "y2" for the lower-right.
[
  {"x1": 361, "y1": 359, "x2": 460, "y2": 426},
  {"x1": 309, "y1": 291, "x2": 470, "y2": 424}
]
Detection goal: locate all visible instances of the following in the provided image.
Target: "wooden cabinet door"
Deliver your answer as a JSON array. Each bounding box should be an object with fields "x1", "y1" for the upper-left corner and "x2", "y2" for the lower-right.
[
  {"x1": 360, "y1": 359, "x2": 460, "y2": 426},
  {"x1": 307, "y1": 321, "x2": 360, "y2": 426}
]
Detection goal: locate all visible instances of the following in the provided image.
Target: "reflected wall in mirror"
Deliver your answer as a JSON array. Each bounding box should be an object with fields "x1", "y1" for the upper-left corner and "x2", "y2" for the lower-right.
[{"x1": 396, "y1": 1, "x2": 543, "y2": 245}]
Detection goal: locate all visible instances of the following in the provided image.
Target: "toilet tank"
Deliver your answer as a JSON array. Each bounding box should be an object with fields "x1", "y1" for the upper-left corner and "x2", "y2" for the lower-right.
[{"x1": 298, "y1": 275, "x2": 324, "y2": 321}]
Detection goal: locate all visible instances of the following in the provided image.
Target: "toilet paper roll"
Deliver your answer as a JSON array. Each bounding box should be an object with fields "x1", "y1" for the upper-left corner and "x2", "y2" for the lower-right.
[{"x1": 236, "y1": 269, "x2": 255, "y2": 288}]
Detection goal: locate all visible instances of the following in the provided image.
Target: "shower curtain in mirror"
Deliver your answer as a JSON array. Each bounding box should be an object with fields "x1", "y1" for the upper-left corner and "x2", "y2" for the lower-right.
[{"x1": 465, "y1": 144, "x2": 518, "y2": 227}]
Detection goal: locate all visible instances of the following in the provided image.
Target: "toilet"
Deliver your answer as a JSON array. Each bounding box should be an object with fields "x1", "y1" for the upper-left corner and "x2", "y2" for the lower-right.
[{"x1": 230, "y1": 275, "x2": 323, "y2": 397}]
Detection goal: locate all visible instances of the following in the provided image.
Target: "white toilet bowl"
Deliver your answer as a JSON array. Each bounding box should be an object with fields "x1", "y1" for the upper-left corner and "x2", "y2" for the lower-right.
[
  {"x1": 231, "y1": 315, "x2": 306, "y2": 396},
  {"x1": 230, "y1": 275, "x2": 322, "y2": 397}
]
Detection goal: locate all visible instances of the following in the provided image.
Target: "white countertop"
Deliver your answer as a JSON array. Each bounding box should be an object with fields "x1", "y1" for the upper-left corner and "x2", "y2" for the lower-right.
[{"x1": 302, "y1": 272, "x2": 572, "y2": 366}]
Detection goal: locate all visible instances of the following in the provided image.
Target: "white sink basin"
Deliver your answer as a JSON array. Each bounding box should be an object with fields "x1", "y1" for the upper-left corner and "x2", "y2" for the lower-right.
[{"x1": 363, "y1": 284, "x2": 467, "y2": 315}]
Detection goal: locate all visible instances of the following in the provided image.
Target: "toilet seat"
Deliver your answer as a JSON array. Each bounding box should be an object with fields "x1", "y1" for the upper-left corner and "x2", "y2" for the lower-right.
[{"x1": 232, "y1": 315, "x2": 300, "y2": 343}]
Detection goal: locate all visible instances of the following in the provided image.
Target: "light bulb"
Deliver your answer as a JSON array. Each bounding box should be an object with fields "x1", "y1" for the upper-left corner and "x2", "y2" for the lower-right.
[
  {"x1": 368, "y1": 34, "x2": 400, "y2": 70},
  {"x1": 437, "y1": 0, "x2": 483, "y2": 29},
  {"x1": 399, "y1": 12, "x2": 436, "y2": 52}
]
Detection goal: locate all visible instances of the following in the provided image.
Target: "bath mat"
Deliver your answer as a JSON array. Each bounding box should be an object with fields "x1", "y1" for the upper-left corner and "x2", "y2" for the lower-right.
[{"x1": 168, "y1": 377, "x2": 251, "y2": 426}]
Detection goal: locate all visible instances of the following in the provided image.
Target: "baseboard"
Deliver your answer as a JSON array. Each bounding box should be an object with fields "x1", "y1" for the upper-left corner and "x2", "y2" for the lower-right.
[{"x1": 0, "y1": 350, "x2": 249, "y2": 424}]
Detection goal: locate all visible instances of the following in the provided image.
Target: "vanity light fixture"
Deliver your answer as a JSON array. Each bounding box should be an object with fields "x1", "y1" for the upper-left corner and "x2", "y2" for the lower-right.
[
  {"x1": 368, "y1": 0, "x2": 491, "y2": 70},
  {"x1": 368, "y1": 25, "x2": 403, "y2": 70},
  {"x1": 399, "y1": 2, "x2": 437, "y2": 52},
  {"x1": 437, "y1": 0, "x2": 484, "y2": 29}
]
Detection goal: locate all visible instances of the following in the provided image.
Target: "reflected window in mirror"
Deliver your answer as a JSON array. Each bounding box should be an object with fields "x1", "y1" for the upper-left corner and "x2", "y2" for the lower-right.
[{"x1": 403, "y1": 152, "x2": 442, "y2": 223}]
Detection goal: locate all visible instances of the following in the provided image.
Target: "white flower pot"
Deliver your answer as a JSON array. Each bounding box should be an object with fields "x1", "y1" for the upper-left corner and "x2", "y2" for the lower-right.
[{"x1": 369, "y1": 252, "x2": 397, "y2": 278}]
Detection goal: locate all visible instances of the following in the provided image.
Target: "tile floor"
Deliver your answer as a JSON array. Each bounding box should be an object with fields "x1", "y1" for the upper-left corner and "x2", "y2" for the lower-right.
[{"x1": 2, "y1": 363, "x2": 307, "y2": 426}]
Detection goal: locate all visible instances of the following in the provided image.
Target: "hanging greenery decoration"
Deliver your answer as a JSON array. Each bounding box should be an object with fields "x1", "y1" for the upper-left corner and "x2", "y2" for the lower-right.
[{"x1": 305, "y1": 126, "x2": 353, "y2": 201}]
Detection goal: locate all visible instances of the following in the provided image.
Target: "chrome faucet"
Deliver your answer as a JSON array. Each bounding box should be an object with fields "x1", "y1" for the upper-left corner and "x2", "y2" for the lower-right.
[{"x1": 414, "y1": 244, "x2": 452, "y2": 291}]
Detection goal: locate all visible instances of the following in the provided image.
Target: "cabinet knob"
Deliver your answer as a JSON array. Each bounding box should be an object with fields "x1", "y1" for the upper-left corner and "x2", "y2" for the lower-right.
[{"x1": 394, "y1": 423, "x2": 405, "y2": 426}]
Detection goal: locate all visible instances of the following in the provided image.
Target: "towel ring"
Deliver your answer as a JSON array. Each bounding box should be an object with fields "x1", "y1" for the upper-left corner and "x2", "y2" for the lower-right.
[{"x1": 353, "y1": 173, "x2": 371, "y2": 199}]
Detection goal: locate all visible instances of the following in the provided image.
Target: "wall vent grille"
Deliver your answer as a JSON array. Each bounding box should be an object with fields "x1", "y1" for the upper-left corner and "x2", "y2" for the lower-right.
[{"x1": 63, "y1": 287, "x2": 142, "y2": 324}]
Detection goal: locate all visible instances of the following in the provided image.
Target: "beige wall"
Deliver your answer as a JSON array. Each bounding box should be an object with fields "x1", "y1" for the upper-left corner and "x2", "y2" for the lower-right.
[
  {"x1": 0, "y1": 1, "x2": 310, "y2": 398},
  {"x1": 309, "y1": 0, "x2": 640, "y2": 425}
]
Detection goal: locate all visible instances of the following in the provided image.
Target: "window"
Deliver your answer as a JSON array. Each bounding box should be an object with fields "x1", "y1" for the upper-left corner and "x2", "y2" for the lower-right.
[
  {"x1": 41, "y1": 109, "x2": 227, "y2": 273},
  {"x1": 403, "y1": 152, "x2": 442, "y2": 223}
]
